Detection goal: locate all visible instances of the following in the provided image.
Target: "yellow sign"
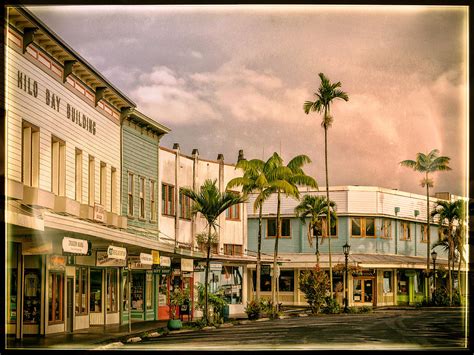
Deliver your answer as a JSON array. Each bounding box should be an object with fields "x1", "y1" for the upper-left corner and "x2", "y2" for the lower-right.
[{"x1": 152, "y1": 250, "x2": 160, "y2": 265}]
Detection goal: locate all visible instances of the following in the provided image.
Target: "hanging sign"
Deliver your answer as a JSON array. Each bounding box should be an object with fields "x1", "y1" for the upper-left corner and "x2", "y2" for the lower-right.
[
  {"x1": 210, "y1": 262, "x2": 223, "y2": 271},
  {"x1": 160, "y1": 256, "x2": 171, "y2": 267},
  {"x1": 23, "y1": 240, "x2": 53, "y2": 255},
  {"x1": 94, "y1": 203, "x2": 105, "y2": 223},
  {"x1": 181, "y1": 258, "x2": 194, "y2": 272},
  {"x1": 48, "y1": 255, "x2": 66, "y2": 271},
  {"x1": 140, "y1": 253, "x2": 153, "y2": 265},
  {"x1": 62, "y1": 237, "x2": 88, "y2": 255},
  {"x1": 129, "y1": 256, "x2": 152, "y2": 270},
  {"x1": 152, "y1": 250, "x2": 160, "y2": 265},
  {"x1": 107, "y1": 246, "x2": 127, "y2": 260},
  {"x1": 97, "y1": 251, "x2": 127, "y2": 267}
]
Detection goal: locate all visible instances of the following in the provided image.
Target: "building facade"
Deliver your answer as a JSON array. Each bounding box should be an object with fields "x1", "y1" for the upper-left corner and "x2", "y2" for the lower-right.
[{"x1": 246, "y1": 186, "x2": 463, "y2": 307}]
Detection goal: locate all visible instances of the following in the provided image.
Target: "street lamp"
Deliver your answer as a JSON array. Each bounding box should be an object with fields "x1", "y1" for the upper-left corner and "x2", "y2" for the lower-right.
[
  {"x1": 431, "y1": 250, "x2": 437, "y2": 292},
  {"x1": 343, "y1": 243, "x2": 351, "y2": 313}
]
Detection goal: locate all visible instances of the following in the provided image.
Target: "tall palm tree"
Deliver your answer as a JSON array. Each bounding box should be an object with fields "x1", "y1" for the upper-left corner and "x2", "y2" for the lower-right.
[
  {"x1": 400, "y1": 149, "x2": 451, "y2": 273},
  {"x1": 304, "y1": 72, "x2": 349, "y2": 297},
  {"x1": 431, "y1": 199, "x2": 465, "y2": 305},
  {"x1": 227, "y1": 158, "x2": 274, "y2": 301},
  {"x1": 181, "y1": 179, "x2": 246, "y2": 325},
  {"x1": 266, "y1": 153, "x2": 318, "y2": 314},
  {"x1": 294, "y1": 195, "x2": 337, "y2": 267}
]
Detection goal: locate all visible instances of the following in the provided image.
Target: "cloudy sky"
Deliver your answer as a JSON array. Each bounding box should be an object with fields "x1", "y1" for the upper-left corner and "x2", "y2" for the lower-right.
[{"x1": 28, "y1": 5, "x2": 468, "y2": 197}]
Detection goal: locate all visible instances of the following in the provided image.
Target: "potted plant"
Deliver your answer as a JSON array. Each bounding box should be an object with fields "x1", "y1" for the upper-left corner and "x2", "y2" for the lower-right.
[{"x1": 167, "y1": 287, "x2": 190, "y2": 330}]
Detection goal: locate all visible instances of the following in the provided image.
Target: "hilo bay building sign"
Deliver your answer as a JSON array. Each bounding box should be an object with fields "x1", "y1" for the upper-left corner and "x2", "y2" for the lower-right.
[{"x1": 17, "y1": 70, "x2": 97, "y2": 135}]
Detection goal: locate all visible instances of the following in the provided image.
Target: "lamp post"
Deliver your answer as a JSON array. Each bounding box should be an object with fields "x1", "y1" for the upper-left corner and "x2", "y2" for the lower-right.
[
  {"x1": 343, "y1": 243, "x2": 351, "y2": 313},
  {"x1": 431, "y1": 250, "x2": 437, "y2": 293}
]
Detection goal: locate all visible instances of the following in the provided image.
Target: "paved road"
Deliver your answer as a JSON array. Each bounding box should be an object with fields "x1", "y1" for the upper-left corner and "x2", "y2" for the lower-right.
[{"x1": 123, "y1": 309, "x2": 469, "y2": 351}]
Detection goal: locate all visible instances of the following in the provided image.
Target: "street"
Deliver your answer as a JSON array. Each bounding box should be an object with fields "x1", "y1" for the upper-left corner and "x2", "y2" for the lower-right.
[{"x1": 123, "y1": 309, "x2": 468, "y2": 351}]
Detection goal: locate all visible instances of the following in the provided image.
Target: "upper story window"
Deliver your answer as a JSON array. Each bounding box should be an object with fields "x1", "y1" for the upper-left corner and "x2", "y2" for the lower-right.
[
  {"x1": 179, "y1": 189, "x2": 191, "y2": 220},
  {"x1": 267, "y1": 218, "x2": 291, "y2": 238},
  {"x1": 421, "y1": 224, "x2": 428, "y2": 243},
  {"x1": 139, "y1": 177, "x2": 145, "y2": 219},
  {"x1": 320, "y1": 218, "x2": 338, "y2": 238},
  {"x1": 400, "y1": 221, "x2": 411, "y2": 241},
  {"x1": 127, "y1": 172, "x2": 134, "y2": 216},
  {"x1": 22, "y1": 121, "x2": 40, "y2": 188},
  {"x1": 224, "y1": 244, "x2": 243, "y2": 256},
  {"x1": 380, "y1": 219, "x2": 392, "y2": 239},
  {"x1": 75, "y1": 149, "x2": 83, "y2": 203},
  {"x1": 162, "y1": 183, "x2": 175, "y2": 216},
  {"x1": 351, "y1": 217, "x2": 376, "y2": 238},
  {"x1": 51, "y1": 136, "x2": 66, "y2": 196},
  {"x1": 150, "y1": 180, "x2": 156, "y2": 221},
  {"x1": 198, "y1": 242, "x2": 219, "y2": 255},
  {"x1": 225, "y1": 191, "x2": 240, "y2": 220}
]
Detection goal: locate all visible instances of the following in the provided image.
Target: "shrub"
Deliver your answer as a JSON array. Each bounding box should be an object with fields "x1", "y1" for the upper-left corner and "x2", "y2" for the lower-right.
[
  {"x1": 299, "y1": 266, "x2": 329, "y2": 314},
  {"x1": 452, "y1": 289, "x2": 462, "y2": 306},
  {"x1": 358, "y1": 306, "x2": 373, "y2": 313},
  {"x1": 347, "y1": 306, "x2": 358, "y2": 314},
  {"x1": 259, "y1": 298, "x2": 274, "y2": 315},
  {"x1": 432, "y1": 287, "x2": 450, "y2": 306},
  {"x1": 195, "y1": 283, "x2": 228, "y2": 324},
  {"x1": 245, "y1": 300, "x2": 261, "y2": 320},
  {"x1": 322, "y1": 296, "x2": 340, "y2": 314}
]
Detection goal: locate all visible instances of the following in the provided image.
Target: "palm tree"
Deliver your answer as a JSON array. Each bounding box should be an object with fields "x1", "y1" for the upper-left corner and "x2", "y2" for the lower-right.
[
  {"x1": 431, "y1": 199, "x2": 465, "y2": 305},
  {"x1": 226, "y1": 158, "x2": 273, "y2": 301},
  {"x1": 294, "y1": 195, "x2": 337, "y2": 267},
  {"x1": 181, "y1": 179, "x2": 246, "y2": 325},
  {"x1": 266, "y1": 153, "x2": 318, "y2": 314},
  {"x1": 304, "y1": 72, "x2": 349, "y2": 297},
  {"x1": 400, "y1": 149, "x2": 451, "y2": 273}
]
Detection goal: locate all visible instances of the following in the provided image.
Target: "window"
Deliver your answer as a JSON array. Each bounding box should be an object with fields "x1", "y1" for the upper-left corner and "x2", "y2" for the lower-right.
[
  {"x1": 106, "y1": 269, "x2": 117, "y2": 313},
  {"x1": 199, "y1": 242, "x2": 219, "y2": 255},
  {"x1": 48, "y1": 272, "x2": 64, "y2": 323},
  {"x1": 267, "y1": 218, "x2": 291, "y2": 238},
  {"x1": 111, "y1": 167, "x2": 117, "y2": 213},
  {"x1": 397, "y1": 271, "x2": 409, "y2": 294},
  {"x1": 75, "y1": 149, "x2": 83, "y2": 203},
  {"x1": 383, "y1": 271, "x2": 392, "y2": 294},
  {"x1": 224, "y1": 244, "x2": 243, "y2": 256},
  {"x1": 351, "y1": 217, "x2": 376, "y2": 238},
  {"x1": 179, "y1": 189, "x2": 191, "y2": 220},
  {"x1": 122, "y1": 271, "x2": 129, "y2": 312},
  {"x1": 75, "y1": 267, "x2": 88, "y2": 315},
  {"x1": 23, "y1": 269, "x2": 41, "y2": 324},
  {"x1": 22, "y1": 121, "x2": 40, "y2": 187},
  {"x1": 100, "y1": 162, "x2": 106, "y2": 206},
  {"x1": 321, "y1": 218, "x2": 338, "y2": 237},
  {"x1": 128, "y1": 172, "x2": 134, "y2": 216},
  {"x1": 139, "y1": 177, "x2": 145, "y2": 219},
  {"x1": 279, "y1": 270, "x2": 294, "y2": 292},
  {"x1": 51, "y1": 136, "x2": 66, "y2": 196},
  {"x1": 90, "y1": 270, "x2": 102, "y2": 313},
  {"x1": 150, "y1": 180, "x2": 156, "y2": 221},
  {"x1": 88, "y1": 156, "x2": 95, "y2": 206},
  {"x1": 162, "y1": 183, "x2": 175, "y2": 216},
  {"x1": 381, "y1": 219, "x2": 392, "y2": 239},
  {"x1": 225, "y1": 191, "x2": 240, "y2": 220},
  {"x1": 131, "y1": 273, "x2": 144, "y2": 311},
  {"x1": 421, "y1": 225, "x2": 428, "y2": 243},
  {"x1": 401, "y1": 222, "x2": 411, "y2": 240},
  {"x1": 252, "y1": 270, "x2": 272, "y2": 292}
]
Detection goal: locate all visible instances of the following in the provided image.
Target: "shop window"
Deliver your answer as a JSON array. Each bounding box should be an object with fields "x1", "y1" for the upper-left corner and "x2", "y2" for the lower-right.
[
  {"x1": 51, "y1": 136, "x2": 66, "y2": 196},
  {"x1": 414, "y1": 272, "x2": 424, "y2": 293},
  {"x1": 278, "y1": 270, "x2": 294, "y2": 292},
  {"x1": 221, "y1": 266, "x2": 243, "y2": 304},
  {"x1": 8, "y1": 268, "x2": 18, "y2": 323},
  {"x1": 401, "y1": 222, "x2": 411, "y2": 241},
  {"x1": 381, "y1": 219, "x2": 392, "y2": 239},
  {"x1": 383, "y1": 271, "x2": 392, "y2": 293},
  {"x1": 179, "y1": 189, "x2": 191, "y2": 220},
  {"x1": 398, "y1": 272, "x2": 409, "y2": 295},
  {"x1": 267, "y1": 218, "x2": 291, "y2": 238},
  {"x1": 48, "y1": 272, "x2": 64, "y2": 323},
  {"x1": 321, "y1": 218, "x2": 338, "y2": 238},
  {"x1": 90, "y1": 270, "x2": 102, "y2": 313},
  {"x1": 146, "y1": 272, "x2": 153, "y2": 310},
  {"x1": 122, "y1": 271, "x2": 129, "y2": 312},
  {"x1": 75, "y1": 149, "x2": 83, "y2": 203},
  {"x1": 22, "y1": 121, "x2": 40, "y2": 187},
  {"x1": 139, "y1": 177, "x2": 145, "y2": 219},
  {"x1": 252, "y1": 270, "x2": 272, "y2": 292},
  {"x1": 351, "y1": 217, "x2": 376, "y2": 238},
  {"x1": 111, "y1": 167, "x2": 117, "y2": 213},
  {"x1": 100, "y1": 162, "x2": 107, "y2": 206},
  {"x1": 88, "y1": 156, "x2": 95, "y2": 206},
  {"x1": 353, "y1": 278, "x2": 373, "y2": 303},
  {"x1": 162, "y1": 183, "x2": 175, "y2": 216},
  {"x1": 150, "y1": 180, "x2": 156, "y2": 221},
  {"x1": 131, "y1": 273, "x2": 144, "y2": 311},
  {"x1": 106, "y1": 269, "x2": 118, "y2": 313},
  {"x1": 24, "y1": 269, "x2": 41, "y2": 324},
  {"x1": 224, "y1": 244, "x2": 243, "y2": 256},
  {"x1": 128, "y1": 172, "x2": 134, "y2": 216},
  {"x1": 75, "y1": 267, "x2": 88, "y2": 315}
]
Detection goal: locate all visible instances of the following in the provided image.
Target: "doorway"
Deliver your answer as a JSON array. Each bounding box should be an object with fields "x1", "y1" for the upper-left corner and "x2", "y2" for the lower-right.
[
  {"x1": 66, "y1": 277, "x2": 73, "y2": 332},
  {"x1": 353, "y1": 277, "x2": 375, "y2": 304}
]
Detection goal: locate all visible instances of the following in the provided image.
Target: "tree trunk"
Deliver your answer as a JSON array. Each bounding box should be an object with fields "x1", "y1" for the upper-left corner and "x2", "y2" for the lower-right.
[
  {"x1": 426, "y1": 174, "x2": 431, "y2": 301},
  {"x1": 315, "y1": 231, "x2": 320, "y2": 267},
  {"x1": 256, "y1": 203, "x2": 263, "y2": 301},
  {"x1": 448, "y1": 224, "x2": 453, "y2": 306},
  {"x1": 324, "y1": 125, "x2": 333, "y2": 299},
  {"x1": 204, "y1": 224, "x2": 212, "y2": 325},
  {"x1": 272, "y1": 190, "x2": 282, "y2": 315}
]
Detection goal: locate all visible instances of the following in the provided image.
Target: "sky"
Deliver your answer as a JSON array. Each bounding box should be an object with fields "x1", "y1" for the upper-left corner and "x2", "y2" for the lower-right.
[{"x1": 26, "y1": 5, "x2": 468, "y2": 197}]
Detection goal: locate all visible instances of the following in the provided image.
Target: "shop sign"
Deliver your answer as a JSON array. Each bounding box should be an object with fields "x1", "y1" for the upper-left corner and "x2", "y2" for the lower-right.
[
  {"x1": 140, "y1": 253, "x2": 153, "y2": 265},
  {"x1": 48, "y1": 255, "x2": 66, "y2": 271},
  {"x1": 96, "y1": 251, "x2": 127, "y2": 267},
  {"x1": 210, "y1": 262, "x2": 223, "y2": 272},
  {"x1": 181, "y1": 258, "x2": 193, "y2": 272},
  {"x1": 94, "y1": 203, "x2": 105, "y2": 223},
  {"x1": 160, "y1": 256, "x2": 171, "y2": 267},
  {"x1": 193, "y1": 264, "x2": 206, "y2": 272},
  {"x1": 62, "y1": 237, "x2": 88, "y2": 255},
  {"x1": 107, "y1": 246, "x2": 127, "y2": 260},
  {"x1": 152, "y1": 250, "x2": 160, "y2": 264},
  {"x1": 128, "y1": 256, "x2": 152, "y2": 270},
  {"x1": 161, "y1": 268, "x2": 171, "y2": 275},
  {"x1": 22, "y1": 240, "x2": 53, "y2": 255}
]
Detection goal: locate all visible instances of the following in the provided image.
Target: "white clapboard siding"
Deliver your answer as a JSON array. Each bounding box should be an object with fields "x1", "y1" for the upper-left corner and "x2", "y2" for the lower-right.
[
  {"x1": 7, "y1": 45, "x2": 120, "y2": 201},
  {"x1": 347, "y1": 190, "x2": 377, "y2": 214}
]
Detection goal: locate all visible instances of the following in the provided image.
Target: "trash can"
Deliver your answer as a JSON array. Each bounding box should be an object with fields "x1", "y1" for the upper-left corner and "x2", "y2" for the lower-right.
[{"x1": 223, "y1": 304, "x2": 230, "y2": 321}]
